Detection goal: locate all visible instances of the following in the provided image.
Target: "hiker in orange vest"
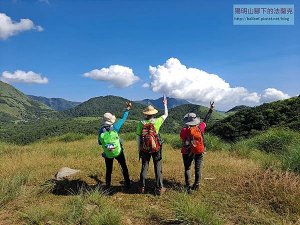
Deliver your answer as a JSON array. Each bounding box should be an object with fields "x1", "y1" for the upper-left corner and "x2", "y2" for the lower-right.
[
  {"x1": 180, "y1": 101, "x2": 214, "y2": 194},
  {"x1": 136, "y1": 96, "x2": 168, "y2": 195}
]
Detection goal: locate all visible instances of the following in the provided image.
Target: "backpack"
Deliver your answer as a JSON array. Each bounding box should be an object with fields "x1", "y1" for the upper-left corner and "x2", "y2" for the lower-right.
[
  {"x1": 187, "y1": 126, "x2": 205, "y2": 154},
  {"x1": 141, "y1": 121, "x2": 160, "y2": 153},
  {"x1": 99, "y1": 126, "x2": 122, "y2": 158}
]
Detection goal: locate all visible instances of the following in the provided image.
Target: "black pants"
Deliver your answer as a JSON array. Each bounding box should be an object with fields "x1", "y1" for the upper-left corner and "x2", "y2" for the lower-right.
[
  {"x1": 139, "y1": 149, "x2": 163, "y2": 188},
  {"x1": 182, "y1": 153, "x2": 203, "y2": 187},
  {"x1": 104, "y1": 151, "x2": 130, "y2": 186}
]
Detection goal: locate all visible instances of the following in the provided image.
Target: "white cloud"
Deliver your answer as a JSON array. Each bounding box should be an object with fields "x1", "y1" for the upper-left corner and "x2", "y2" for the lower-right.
[
  {"x1": 261, "y1": 88, "x2": 290, "y2": 103},
  {"x1": 142, "y1": 83, "x2": 150, "y2": 88},
  {"x1": 0, "y1": 70, "x2": 48, "y2": 84},
  {"x1": 148, "y1": 58, "x2": 290, "y2": 109},
  {"x1": 0, "y1": 13, "x2": 43, "y2": 40},
  {"x1": 84, "y1": 65, "x2": 139, "y2": 88}
]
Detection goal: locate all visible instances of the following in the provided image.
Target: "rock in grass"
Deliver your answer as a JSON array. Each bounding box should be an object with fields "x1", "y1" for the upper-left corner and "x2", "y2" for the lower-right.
[{"x1": 54, "y1": 167, "x2": 80, "y2": 180}]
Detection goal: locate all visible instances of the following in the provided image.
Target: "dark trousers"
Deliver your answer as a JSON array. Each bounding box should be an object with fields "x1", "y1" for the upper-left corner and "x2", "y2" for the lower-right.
[
  {"x1": 139, "y1": 149, "x2": 163, "y2": 188},
  {"x1": 104, "y1": 151, "x2": 130, "y2": 186},
  {"x1": 182, "y1": 153, "x2": 203, "y2": 187}
]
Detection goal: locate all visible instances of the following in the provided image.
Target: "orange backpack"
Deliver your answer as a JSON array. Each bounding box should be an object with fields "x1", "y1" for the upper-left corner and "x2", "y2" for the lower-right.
[{"x1": 188, "y1": 126, "x2": 205, "y2": 154}]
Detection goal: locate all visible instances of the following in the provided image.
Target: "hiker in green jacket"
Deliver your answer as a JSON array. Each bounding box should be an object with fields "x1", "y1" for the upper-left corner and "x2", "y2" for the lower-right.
[
  {"x1": 98, "y1": 102, "x2": 132, "y2": 190},
  {"x1": 136, "y1": 96, "x2": 168, "y2": 195}
]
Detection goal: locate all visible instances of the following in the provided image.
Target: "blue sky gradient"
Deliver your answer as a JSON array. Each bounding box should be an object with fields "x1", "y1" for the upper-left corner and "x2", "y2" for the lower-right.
[{"x1": 0, "y1": 0, "x2": 299, "y2": 108}]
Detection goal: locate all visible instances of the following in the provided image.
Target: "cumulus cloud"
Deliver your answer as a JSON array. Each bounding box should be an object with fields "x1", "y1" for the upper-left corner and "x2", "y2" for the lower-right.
[
  {"x1": 84, "y1": 65, "x2": 139, "y2": 88},
  {"x1": 0, "y1": 13, "x2": 43, "y2": 40},
  {"x1": 261, "y1": 88, "x2": 290, "y2": 103},
  {"x1": 142, "y1": 83, "x2": 150, "y2": 88},
  {"x1": 148, "y1": 58, "x2": 290, "y2": 109},
  {"x1": 0, "y1": 70, "x2": 48, "y2": 84}
]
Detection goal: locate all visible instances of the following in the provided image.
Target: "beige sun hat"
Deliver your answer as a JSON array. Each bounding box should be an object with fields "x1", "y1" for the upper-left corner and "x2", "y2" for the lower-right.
[
  {"x1": 103, "y1": 112, "x2": 116, "y2": 125},
  {"x1": 143, "y1": 105, "x2": 158, "y2": 115}
]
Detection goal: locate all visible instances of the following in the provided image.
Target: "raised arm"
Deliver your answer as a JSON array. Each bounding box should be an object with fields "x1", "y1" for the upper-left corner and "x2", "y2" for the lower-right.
[
  {"x1": 161, "y1": 96, "x2": 168, "y2": 120},
  {"x1": 203, "y1": 101, "x2": 215, "y2": 123},
  {"x1": 113, "y1": 102, "x2": 132, "y2": 132}
]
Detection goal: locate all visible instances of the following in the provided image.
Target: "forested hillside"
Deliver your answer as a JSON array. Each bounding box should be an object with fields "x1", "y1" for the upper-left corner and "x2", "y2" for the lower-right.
[
  {"x1": 209, "y1": 96, "x2": 300, "y2": 141},
  {"x1": 64, "y1": 95, "x2": 146, "y2": 120}
]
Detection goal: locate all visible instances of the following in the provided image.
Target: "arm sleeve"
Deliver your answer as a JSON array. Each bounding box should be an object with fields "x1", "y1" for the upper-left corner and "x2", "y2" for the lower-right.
[
  {"x1": 180, "y1": 128, "x2": 187, "y2": 140},
  {"x1": 113, "y1": 110, "x2": 129, "y2": 132},
  {"x1": 161, "y1": 104, "x2": 168, "y2": 121},
  {"x1": 203, "y1": 109, "x2": 213, "y2": 123},
  {"x1": 136, "y1": 135, "x2": 141, "y2": 152}
]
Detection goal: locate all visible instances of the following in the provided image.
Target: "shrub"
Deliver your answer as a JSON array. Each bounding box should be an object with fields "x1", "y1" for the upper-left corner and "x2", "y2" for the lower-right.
[
  {"x1": 204, "y1": 134, "x2": 230, "y2": 152},
  {"x1": 161, "y1": 133, "x2": 182, "y2": 149},
  {"x1": 282, "y1": 144, "x2": 300, "y2": 173},
  {"x1": 246, "y1": 128, "x2": 299, "y2": 153}
]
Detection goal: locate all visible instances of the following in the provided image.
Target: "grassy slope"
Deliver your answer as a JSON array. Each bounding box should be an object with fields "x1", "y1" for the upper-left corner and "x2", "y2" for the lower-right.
[
  {"x1": 0, "y1": 137, "x2": 299, "y2": 225},
  {"x1": 0, "y1": 81, "x2": 56, "y2": 122}
]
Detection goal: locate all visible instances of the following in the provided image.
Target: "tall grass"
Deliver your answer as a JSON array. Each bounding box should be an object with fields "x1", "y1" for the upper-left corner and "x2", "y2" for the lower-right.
[
  {"x1": 0, "y1": 173, "x2": 29, "y2": 208},
  {"x1": 171, "y1": 193, "x2": 224, "y2": 225},
  {"x1": 232, "y1": 128, "x2": 300, "y2": 173}
]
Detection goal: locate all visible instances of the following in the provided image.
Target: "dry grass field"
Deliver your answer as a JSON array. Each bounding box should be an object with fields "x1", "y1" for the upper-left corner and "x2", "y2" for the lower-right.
[{"x1": 0, "y1": 135, "x2": 300, "y2": 225}]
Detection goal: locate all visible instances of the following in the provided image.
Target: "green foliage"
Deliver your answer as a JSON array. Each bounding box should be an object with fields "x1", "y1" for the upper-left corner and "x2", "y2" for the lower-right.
[
  {"x1": 0, "y1": 119, "x2": 99, "y2": 145},
  {"x1": 204, "y1": 133, "x2": 230, "y2": 152},
  {"x1": 64, "y1": 95, "x2": 145, "y2": 120},
  {"x1": 210, "y1": 96, "x2": 300, "y2": 141},
  {"x1": 245, "y1": 128, "x2": 299, "y2": 153},
  {"x1": 232, "y1": 128, "x2": 300, "y2": 173},
  {"x1": 282, "y1": 144, "x2": 300, "y2": 173},
  {"x1": 171, "y1": 193, "x2": 224, "y2": 225}
]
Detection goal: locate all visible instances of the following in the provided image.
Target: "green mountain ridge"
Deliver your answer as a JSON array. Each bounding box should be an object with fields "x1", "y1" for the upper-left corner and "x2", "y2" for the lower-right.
[
  {"x1": 209, "y1": 95, "x2": 300, "y2": 141},
  {"x1": 28, "y1": 95, "x2": 81, "y2": 111},
  {"x1": 0, "y1": 81, "x2": 58, "y2": 123}
]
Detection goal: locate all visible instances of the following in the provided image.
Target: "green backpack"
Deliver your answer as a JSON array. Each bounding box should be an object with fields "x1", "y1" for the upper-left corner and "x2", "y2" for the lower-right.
[{"x1": 100, "y1": 127, "x2": 122, "y2": 158}]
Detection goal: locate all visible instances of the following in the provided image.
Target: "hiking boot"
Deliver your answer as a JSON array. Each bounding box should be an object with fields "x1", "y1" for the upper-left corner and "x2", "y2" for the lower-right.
[
  {"x1": 138, "y1": 186, "x2": 145, "y2": 194},
  {"x1": 186, "y1": 185, "x2": 192, "y2": 194},
  {"x1": 192, "y1": 183, "x2": 200, "y2": 191},
  {"x1": 155, "y1": 187, "x2": 166, "y2": 196},
  {"x1": 103, "y1": 185, "x2": 113, "y2": 195}
]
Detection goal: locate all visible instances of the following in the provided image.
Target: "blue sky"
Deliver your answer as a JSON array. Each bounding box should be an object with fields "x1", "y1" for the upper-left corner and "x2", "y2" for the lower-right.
[{"x1": 0, "y1": 0, "x2": 299, "y2": 109}]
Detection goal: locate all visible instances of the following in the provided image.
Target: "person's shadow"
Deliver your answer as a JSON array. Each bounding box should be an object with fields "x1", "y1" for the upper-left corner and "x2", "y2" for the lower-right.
[{"x1": 42, "y1": 175, "x2": 184, "y2": 196}]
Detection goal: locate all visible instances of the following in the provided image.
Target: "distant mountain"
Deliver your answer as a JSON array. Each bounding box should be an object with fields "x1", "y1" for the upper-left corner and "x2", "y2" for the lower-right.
[
  {"x1": 28, "y1": 95, "x2": 81, "y2": 111},
  {"x1": 209, "y1": 96, "x2": 300, "y2": 141},
  {"x1": 0, "y1": 81, "x2": 58, "y2": 123},
  {"x1": 226, "y1": 105, "x2": 251, "y2": 114},
  {"x1": 64, "y1": 95, "x2": 147, "y2": 120},
  {"x1": 137, "y1": 97, "x2": 190, "y2": 109}
]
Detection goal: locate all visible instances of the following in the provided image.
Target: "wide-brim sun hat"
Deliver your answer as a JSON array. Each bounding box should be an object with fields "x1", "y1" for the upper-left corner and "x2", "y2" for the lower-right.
[
  {"x1": 183, "y1": 112, "x2": 201, "y2": 126},
  {"x1": 103, "y1": 112, "x2": 116, "y2": 125},
  {"x1": 143, "y1": 105, "x2": 158, "y2": 115}
]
